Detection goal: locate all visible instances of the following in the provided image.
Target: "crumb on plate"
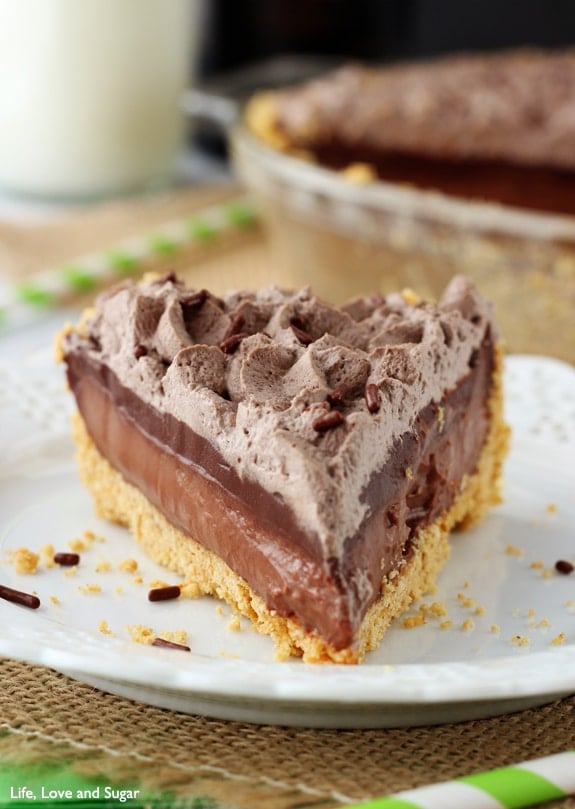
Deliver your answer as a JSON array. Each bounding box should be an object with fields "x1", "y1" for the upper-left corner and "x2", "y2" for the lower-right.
[{"x1": 12, "y1": 547, "x2": 39, "y2": 575}]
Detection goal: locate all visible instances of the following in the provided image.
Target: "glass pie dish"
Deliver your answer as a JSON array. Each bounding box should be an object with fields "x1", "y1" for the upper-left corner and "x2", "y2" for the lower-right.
[{"x1": 230, "y1": 116, "x2": 575, "y2": 364}]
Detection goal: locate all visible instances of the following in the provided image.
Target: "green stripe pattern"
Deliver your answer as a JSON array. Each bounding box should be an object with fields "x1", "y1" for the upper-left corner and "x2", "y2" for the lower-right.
[
  {"x1": 346, "y1": 751, "x2": 574, "y2": 809},
  {"x1": 460, "y1": 766, "x2": 566, "y2": 808}
]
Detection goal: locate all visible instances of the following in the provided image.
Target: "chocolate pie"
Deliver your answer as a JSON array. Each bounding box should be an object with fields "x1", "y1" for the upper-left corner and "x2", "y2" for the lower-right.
[
  {"x1": 58, "y1": 274, "x2": 509, "y2": 662},
  {"x1": 247, "y1": 49, "x2": 575, "y2": 216}
]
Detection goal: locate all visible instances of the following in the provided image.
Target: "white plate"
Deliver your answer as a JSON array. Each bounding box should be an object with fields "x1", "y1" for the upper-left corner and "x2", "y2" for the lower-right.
[{"x1": 2, "y1": 317, "x2": 575, "y2": 728}]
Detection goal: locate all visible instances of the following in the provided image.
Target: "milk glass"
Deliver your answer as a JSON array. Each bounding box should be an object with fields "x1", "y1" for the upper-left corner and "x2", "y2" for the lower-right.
[{"x1": 0, "y1": 0, "x2": 203, "y2": 199}]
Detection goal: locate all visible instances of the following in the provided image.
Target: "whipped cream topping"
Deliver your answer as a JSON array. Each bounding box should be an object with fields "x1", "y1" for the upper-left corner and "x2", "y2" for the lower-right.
[
  {"x1": 65, "y1": 275, "x2": 493, "y2": 560},
  {"x1": 273, "y1": 50, "x2": 575, "y2": 170}
]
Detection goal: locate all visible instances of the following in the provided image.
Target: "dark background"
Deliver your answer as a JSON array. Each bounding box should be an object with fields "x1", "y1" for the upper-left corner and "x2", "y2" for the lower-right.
[{"x1": 200, "y1": 0, "x2": 575, "y2": 76}]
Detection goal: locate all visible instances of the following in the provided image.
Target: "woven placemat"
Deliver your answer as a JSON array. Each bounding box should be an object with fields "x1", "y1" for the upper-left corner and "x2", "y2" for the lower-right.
[{"x1": 1, "y1": 659, "x2": 575, "y2": 808}]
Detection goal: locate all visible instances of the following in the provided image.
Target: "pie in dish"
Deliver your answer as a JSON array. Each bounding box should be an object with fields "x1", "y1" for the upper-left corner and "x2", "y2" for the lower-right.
[
  {"x1": 247, "y1": 49, "x2": 575, "y2": 215},
  {"x1": 58, "y1": 273, "x2": 509, "y2": 663}
]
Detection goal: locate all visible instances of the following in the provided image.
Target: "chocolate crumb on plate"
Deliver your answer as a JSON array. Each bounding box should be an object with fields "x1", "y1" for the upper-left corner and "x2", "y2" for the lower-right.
[
  {"x1": 151, "y1": 637, "x2": 191, "y2": 652},
  {"x1": 148, "y1": 585, "x2": 181, "y2": 602},
  {"x1": 0, "y1": 584, "x2": 41, "y2": 609},
  {"x1": 555, "y1": 559, "x2": 574, "y2": 575},
  {"x1": 54, "y1": 552, "x2": 80, "y2": 567}
]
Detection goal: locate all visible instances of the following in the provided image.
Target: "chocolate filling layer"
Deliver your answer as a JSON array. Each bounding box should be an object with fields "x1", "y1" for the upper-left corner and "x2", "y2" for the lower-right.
[
  {"x1": 66, "y1": 334, "x2": 493, "y2": 650},
  {"x1": 303, "y1": 142, "x2": 575, "y2": 216}
]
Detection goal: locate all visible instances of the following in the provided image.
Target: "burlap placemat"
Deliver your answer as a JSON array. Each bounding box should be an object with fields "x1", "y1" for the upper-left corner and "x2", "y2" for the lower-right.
[
  {"x1": 1, "y1": 659, "x2": 575, "y2": 808},
  {"x1": 2, "y1": 186, "x2": 575, "y2": 808}
]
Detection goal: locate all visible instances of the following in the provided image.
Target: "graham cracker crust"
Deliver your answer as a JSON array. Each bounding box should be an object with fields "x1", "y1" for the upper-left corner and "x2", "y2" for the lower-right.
[{"x1": 71, "y1": 347, "x2": 509, "y2": 664}]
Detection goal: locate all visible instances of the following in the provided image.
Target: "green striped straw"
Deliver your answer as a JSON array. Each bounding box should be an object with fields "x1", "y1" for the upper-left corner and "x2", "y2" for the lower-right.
[
  {"x1": 348, "y1": 751, "x2": 575, "y2": 809},
  {"x1": 0, "y1": 196, "x2": 258, "y2": 331}
]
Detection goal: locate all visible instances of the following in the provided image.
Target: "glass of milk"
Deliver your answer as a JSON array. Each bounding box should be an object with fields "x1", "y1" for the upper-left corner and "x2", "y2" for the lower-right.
[{"x1": 0, "y1": 0, "x2": 203, "y2": 199}]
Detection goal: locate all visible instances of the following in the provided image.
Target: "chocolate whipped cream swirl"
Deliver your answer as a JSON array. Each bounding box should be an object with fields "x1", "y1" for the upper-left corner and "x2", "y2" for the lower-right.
[{"x1": 65, "y1": 274, "x2": 493, "y2": 561}]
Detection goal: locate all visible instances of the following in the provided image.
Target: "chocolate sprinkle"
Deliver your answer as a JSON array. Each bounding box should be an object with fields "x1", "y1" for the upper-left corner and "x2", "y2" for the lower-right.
[
  {"x1": 290, "y1": 324, "x2": 315, "y2": 346},
  {"x1": 157, "y1": 271, "x2": 178, "y2": 285},
  {"x1": 313, "y1": 410, "x2": 345, "y2": 432},
  {"x1": 54, "y1": 552, "x2": 80, "y2": 567},
  {"x1": 148, "y1": 585, "x2": 181, "y2": 602},
  {"x1": 555, "y1": 559, "x2": 574, "y2": 575},
  {"x1": 365, "y1": 383, "x2": 381, "y2": 414},
  {"x1": 0, "y1": 584, "x2": 40, "y2": 610},
  {"x1": 222, "y1": 313, "x2": 246, "y2": 341},
  {"x1": 219, "y1": 332, "x2": 248, "y2": 354},
  {"x1": 181, "y1": 289, "x2": 208, "y2": 311},
  {"x1": 151, "y1": 637, "x2": 191, "y2": 652}
]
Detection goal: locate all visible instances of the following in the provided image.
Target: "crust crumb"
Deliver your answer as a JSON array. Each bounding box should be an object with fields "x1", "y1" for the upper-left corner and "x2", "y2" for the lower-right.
[
  {"x1": 148, "y1": 579, "x2": 170, "y2": 589},
  {"x1": 401, "y1": 288, "x2": 422, "y2": 306},
  {"x1": 12, "y1": 547, "x2": 40, "y2": 575},
  {"x1": 402, "y1": 613, "x2": 426, "y2": 629},
  {"x1": 98, "y1": 620, "x2": 114, "y2": 636},
  {"x1": 551, "y1": 632, "x2": 566, "y2": 646},
  {"x1": 95, "y1": 560, "x2": 111, "y2": 573},
  {"x1": 457, "y1": 592, "x2": 476, "y2": 609},
  {"x1": 505, "y1": 544, "x2": 524, "y2": 557},
  {"x1": 428, "y1": 601, "x2": 448, "y2": 618},
  {"x1": 127, "y1": 624, "x2": 155, "y2": 644},
  {"x1": 181, "y1": 581, "x2": 203, "y2": 599},
  {"x1": 40, "y1": 544, "x2": 57, "y2": 569},
  {"x1": 341, "y1": 162, "x2": 376, "y2": 184},
  {"x1": 83, "y1": 530, "x2": 105, "y2": 543},
  {"x1": 511, "y1": 634, "x2": 530, "y2": 647},
  {"x1": 118, "y1": 558, "x2": 138, "y2": 573},
  {"x1": 68, "y1": 538, "x2": 88, "y2": 552},
  {"x1": 228, "y1": 616, "x2": 241, "y2": 632},
  {"x1": 78, "y1": 583, "x2": 102, "y2": 595}
]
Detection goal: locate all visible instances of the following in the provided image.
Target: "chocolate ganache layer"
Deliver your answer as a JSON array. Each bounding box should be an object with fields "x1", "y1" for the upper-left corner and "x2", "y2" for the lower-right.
[{"x1": 62, "y1": 275, "x2": 495, "y2": 649}]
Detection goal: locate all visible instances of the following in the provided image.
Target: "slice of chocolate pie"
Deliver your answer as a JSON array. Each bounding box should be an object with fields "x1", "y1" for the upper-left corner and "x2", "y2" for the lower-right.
[{"x1": 58, "y1": 274, "x2": 509, "y2": 663}]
